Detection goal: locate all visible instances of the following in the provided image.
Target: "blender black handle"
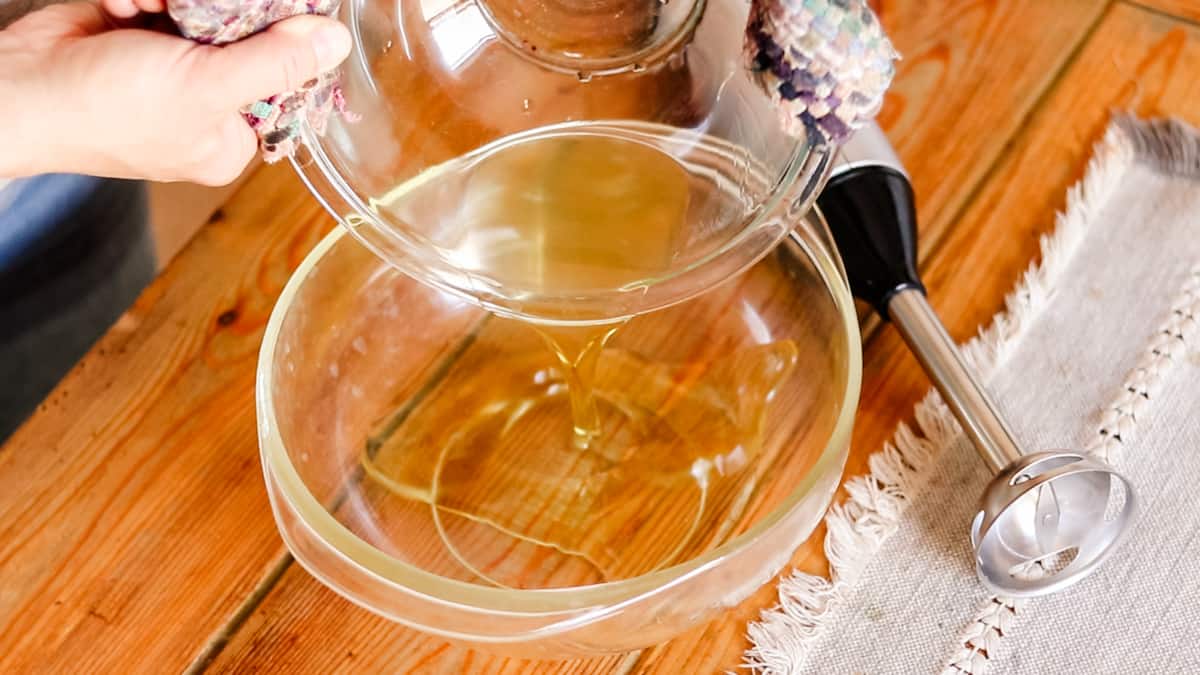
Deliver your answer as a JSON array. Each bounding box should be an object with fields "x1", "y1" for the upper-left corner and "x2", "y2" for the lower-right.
[{"x1": 817, "y1": 125, "x2": 924, "y2": 319}]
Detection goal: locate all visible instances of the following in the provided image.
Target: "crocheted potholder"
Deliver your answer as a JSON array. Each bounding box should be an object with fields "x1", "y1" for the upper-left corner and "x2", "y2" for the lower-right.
[
  {"x1": 167, "y1": 0, "x2": 353, "y2": 163},
  {"x1": 746, "y1": 0, "x2": 898, "y2": 144},
  {"x1": 168, "y1": 0, "x2": 895, "y2": 162}
]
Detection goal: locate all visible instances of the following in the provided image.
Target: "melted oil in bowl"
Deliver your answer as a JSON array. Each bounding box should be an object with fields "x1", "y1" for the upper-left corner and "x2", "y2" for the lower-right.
[{"x1": 362, "y1": 319, "x2": 799, "y2": 587}]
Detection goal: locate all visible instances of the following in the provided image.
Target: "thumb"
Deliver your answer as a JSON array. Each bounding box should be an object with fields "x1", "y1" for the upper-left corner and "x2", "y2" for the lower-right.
[{"x1": 196, "y1": 15, "x2": 352, "y2": 108}]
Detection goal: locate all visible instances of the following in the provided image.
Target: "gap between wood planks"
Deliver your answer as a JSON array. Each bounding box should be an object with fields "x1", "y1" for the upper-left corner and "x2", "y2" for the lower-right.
[
  {"x1": 184, "y1": 4, "x2": 1119, "y2": 671},
  {"x1": 1125, "y1": 0, "x2": 1200, "y2": 26},
  {"x1": 185, "y1": 555, "x2": 293, "y2": 675}
]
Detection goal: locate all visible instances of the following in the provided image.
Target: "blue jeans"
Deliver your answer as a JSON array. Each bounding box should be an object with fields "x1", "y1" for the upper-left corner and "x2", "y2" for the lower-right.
[{"x1": 0, "y1": 175, "x2": 155, "y2": 442}]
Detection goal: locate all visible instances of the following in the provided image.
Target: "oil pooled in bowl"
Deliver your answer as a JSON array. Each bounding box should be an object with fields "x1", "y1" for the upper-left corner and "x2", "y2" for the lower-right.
[{"x1": 362, "y1": 319, "x2": 798, "y2": 588}]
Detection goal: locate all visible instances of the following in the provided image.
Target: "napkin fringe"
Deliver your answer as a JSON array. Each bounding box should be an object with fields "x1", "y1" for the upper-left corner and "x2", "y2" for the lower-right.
[
  {"x1": 1114, "y1": 115, "x2": 1200, "y2": 178},
  {"x1": 745, "y1": 117, "x2": 1143, "y2": 675}
]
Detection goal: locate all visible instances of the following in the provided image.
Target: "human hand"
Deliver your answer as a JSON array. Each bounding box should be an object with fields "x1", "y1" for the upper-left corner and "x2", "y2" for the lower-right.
[{"x1": 0, "y1": 1, "x2": 351, "y2": 185}]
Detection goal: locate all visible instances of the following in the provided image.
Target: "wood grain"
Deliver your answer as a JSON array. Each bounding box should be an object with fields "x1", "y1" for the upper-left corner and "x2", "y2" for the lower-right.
[
  {"x1": 0, "y1": 163, "x2": 504, "y2": 672},
  {"x1": 0, "y1": 164, "x2": 329, "y2": 674},
  {"x1": 4, "y1": 1, "x2": 1196, "y2": 674}
]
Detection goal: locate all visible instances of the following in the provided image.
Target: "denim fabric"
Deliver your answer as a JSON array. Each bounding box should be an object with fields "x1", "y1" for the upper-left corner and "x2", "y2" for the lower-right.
[{"x1": 0, "y1": 175, "x2": 155, "y2": 442}]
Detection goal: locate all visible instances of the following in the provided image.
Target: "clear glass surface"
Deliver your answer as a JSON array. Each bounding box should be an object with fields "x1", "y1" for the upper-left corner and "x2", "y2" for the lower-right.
[{"x1": 257, "y1": 214, "x2": 860, "y2": 656}]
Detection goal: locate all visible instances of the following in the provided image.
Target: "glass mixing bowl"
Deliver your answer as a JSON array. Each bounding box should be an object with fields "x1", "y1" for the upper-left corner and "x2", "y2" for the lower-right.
[
  {"x1": 293, "y1": 0, "x2": 833, "y2": 322},
  {"x1": 257, "y1": 210, "x2": 860, "y2": 656},
  {"x1": 259, "y1": 0, "x2": 874, "y2": 655}
]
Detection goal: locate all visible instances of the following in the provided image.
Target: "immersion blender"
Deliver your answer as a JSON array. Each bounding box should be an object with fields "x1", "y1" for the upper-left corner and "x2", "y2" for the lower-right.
[{"x1": 805, "y1": 124, "x2": 1136, "y2": 597}]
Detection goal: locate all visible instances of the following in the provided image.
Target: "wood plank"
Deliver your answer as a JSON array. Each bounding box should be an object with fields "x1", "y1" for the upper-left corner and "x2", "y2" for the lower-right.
[
  {"x1": 148, "y1": 161, "x2": 259, "y2": 268},
  {"x1": 636, "y1": 3, "x2": 1200, "y2": 671},
  {"x1": 207, "y1": 1, "x2": 1120, "y2": 673},
  {"x1": 875, "y1": 0, "x2": 1107, "y2": 260},
  {"x1": 0, "y1": 164, "x2": 318, "y2": 673},
  {"x1": 1132, "y1": 0, "x2": 1200, "y2": 23}
]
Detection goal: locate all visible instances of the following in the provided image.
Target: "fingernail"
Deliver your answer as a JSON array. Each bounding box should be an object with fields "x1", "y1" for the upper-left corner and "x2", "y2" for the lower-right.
[{"x1": 313, "y1": 23, "x2": 352, "y2": 72}]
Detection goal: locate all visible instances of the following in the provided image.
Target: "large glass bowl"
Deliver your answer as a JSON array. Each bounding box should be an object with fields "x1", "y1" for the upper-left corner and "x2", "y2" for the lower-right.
[
  {"x1": 293, "y1": 0, "x2": 833, "y2": 322},
  {"x1": 257, "y1": 209, "x2": 860, "y2": 656}
]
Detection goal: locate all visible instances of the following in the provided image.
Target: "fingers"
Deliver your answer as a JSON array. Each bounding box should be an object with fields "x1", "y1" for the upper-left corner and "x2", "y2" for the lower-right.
[
  {"x1": 100, "y1": 0, "x2": 166, "y2": 20},
  {"x1": 101, "y1": 0, "x2": 140, "y2": 19},
  {"x1": 194, "y1": 15, "x2": 351, "y2": 109}
]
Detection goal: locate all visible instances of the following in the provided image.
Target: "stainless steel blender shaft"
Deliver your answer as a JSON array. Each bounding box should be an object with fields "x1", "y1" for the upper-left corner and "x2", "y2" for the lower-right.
[{"x1": 887, "y1": 289, "x2": 1022, "y2": 474}]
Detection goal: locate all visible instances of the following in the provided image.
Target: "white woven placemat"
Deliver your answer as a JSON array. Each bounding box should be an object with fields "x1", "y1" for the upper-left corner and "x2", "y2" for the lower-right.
[{"x1": 745, "y1": 115, "x2": 1200, "y2": 674}]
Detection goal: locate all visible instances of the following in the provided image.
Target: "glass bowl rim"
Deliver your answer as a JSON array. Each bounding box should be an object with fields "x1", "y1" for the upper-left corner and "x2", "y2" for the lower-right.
[
  {"x1": 256, "y1": 220, "x2": 861, "y2": 618},
  {"x1": 291, "y1": 111, "x2": 835, "y2": 323}
]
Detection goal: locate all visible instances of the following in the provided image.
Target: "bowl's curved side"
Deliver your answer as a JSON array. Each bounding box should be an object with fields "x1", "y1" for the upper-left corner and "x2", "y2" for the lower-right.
[{"x1": 255, "y1": 215, "x2": 861, "y2": 655}]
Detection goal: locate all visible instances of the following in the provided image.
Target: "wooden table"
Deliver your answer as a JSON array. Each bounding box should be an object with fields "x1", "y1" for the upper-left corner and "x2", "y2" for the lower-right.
[{"x1": 4, "y1": 2, "x2": 1200, "y2": 672}]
